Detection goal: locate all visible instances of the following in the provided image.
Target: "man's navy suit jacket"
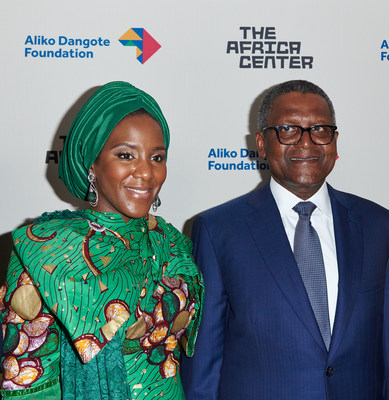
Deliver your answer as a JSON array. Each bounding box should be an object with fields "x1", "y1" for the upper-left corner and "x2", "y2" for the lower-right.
[{"x1": 182, "y1": 182, "x2": 389, "y2": 399}]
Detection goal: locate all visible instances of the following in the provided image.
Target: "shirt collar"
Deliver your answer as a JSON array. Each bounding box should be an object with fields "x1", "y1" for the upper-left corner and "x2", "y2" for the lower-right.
[{"x1": 270, "y1": 177, "x2": 333, "y2": 220}]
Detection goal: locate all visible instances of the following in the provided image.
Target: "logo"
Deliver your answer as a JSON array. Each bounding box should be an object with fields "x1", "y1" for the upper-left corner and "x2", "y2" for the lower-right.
[
  {"x1": 381, "y1": 40, "x2": 389, "y2": 60},
  {"x1": 226, "y1": 26, "x2": 314, "y2": 69},
  {"x1": 46, "y1": 135, "x2": 66, "y2": 164},
  {"x1": 24, "y1": 35, "x2": 110, "y2": 59},
  {"x1": 207, "y1": 147, "x2": 269, "y2": 172},
  {"x1": 119, "y1": 28, "x2": 161, "y2": 64}
]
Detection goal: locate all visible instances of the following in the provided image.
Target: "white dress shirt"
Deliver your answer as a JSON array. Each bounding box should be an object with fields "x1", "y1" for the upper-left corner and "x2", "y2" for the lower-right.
[{"x1": 270, "y1": 178, "x2": 338, "y2": 332}]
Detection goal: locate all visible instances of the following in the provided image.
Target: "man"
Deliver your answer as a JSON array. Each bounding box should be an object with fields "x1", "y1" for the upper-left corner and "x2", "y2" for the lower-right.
[{"x1": 182, "y1": 80, "x2": 389, "y2": 399}]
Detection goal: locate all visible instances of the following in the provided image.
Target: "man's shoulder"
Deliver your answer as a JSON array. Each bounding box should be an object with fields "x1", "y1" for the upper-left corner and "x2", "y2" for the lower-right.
[
  {"x1": 329, "y1": 185, "x2": 389, "y2": 218},
  {"x1": 195, "y1": 184, "x2": 273, "y2": 228},
  {"x1": 200, "y1": 189, "x2": 261, "y2": 218}
]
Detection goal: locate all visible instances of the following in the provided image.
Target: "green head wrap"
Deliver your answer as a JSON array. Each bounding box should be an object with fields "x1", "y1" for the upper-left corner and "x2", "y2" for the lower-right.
[{"x1": 58, "y1": 81, "x2": 170, "y2": 201}]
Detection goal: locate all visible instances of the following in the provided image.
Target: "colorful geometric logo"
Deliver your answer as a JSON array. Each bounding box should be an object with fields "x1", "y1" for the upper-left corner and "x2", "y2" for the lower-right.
[{"x1": 119, "y1": 28, "x2": 161, "y2": 64}]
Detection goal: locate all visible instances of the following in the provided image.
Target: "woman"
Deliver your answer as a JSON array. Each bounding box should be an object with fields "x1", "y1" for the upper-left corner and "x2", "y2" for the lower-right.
[{"x1": 0, "y1": 81, "x2": 203, "y2": 399}]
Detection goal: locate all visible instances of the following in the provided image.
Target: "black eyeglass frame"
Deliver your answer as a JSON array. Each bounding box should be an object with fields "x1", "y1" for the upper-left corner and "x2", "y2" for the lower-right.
[{"x1": 262, "y1": 124, "x2": 338, "y2": 145}]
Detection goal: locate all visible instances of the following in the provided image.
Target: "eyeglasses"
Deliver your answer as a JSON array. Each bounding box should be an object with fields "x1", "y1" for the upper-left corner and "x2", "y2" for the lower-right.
[{"x1": 262, "y1": 125, "x2": 337, "y2": 145}]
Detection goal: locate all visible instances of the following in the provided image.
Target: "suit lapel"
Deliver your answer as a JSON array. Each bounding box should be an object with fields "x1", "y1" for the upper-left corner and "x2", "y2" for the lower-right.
[
  {"x1": 245, "y1": 183, "x2": 327, "y2": 353},
  {"x1": 328, "y1": 186, "x2": 363, "y2": 356}
]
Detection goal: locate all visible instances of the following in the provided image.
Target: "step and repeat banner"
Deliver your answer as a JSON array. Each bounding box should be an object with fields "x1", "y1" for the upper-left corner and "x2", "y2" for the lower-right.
[{"x1": 1, "y1": 0, "x2": 389, "y2": 277}]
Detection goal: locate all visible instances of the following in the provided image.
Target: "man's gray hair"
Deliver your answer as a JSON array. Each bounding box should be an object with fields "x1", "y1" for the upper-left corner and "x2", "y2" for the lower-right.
[{"x1": 257, "y1": 80, "x2": 336, "y2": 131}]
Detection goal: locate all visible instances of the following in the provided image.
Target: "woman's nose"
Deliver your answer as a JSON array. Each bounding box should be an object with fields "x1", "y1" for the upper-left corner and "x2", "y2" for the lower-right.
[{"x1": 132, "y1": 158, "x2": 152, "y2": 179}]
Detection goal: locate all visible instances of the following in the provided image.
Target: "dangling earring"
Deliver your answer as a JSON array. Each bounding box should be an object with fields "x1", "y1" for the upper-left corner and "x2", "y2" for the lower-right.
[
  {"x1": 152, "y1": 196, "x2": 161, "y2": 212},
  {"x1": 87, "y1": 172, "x2": 98, "y2": 207}
]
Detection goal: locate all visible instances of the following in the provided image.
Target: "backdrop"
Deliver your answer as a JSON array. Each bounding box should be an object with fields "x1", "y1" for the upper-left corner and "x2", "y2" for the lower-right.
[{"x1": 1, "y1": 0, "x2": 389, "y2": 281}]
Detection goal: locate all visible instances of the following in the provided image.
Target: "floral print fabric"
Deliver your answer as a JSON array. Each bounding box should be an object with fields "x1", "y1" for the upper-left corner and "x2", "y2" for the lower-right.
[{"x1": 0, "y1": 210, "x2": 203, "y2": 399}]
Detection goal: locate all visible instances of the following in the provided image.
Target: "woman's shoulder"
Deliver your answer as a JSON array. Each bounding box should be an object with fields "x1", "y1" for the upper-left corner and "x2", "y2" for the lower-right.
[
  {"x1": 149, "y1": 215, "x2": 192, "y2": 253},
  {"x1": 12, "y1": 210, "x2": 92, "y2": 246}
]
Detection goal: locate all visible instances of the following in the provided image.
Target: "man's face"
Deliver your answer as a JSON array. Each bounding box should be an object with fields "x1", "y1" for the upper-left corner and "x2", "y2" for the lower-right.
[{"x1": 256, "y1": 92, "x2": 338, "y2": 200}]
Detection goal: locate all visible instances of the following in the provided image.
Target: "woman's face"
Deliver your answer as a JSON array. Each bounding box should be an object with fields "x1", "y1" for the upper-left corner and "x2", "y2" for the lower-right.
[{"x1": 91, "y1": 113, "x2": 167, "y2": 221}]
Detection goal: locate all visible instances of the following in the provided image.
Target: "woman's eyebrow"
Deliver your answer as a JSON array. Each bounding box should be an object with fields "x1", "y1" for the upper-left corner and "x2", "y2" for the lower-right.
[{"x1": 110, "y1": 143, "x2": 166, "y2": 152}]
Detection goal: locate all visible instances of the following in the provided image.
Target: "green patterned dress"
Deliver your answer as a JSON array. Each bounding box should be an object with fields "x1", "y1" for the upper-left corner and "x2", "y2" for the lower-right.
[{"x1": 0, "y1": 210, "x2": 203, "y2": 399}]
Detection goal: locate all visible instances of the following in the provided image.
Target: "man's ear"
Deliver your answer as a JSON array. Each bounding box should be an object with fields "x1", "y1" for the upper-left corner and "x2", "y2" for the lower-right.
[{"x1": 256, "y1": 131, "x2": 267, "y2": 158}]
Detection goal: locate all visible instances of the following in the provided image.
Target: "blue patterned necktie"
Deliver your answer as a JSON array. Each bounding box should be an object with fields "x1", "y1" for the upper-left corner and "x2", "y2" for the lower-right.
[{"x1": 293, "y1": 201, "x2": 331, "y2": 351}]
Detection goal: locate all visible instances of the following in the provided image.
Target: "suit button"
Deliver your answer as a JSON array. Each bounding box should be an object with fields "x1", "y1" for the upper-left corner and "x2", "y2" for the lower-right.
[{"x1": 326, "y1": 366, "x2": 335, "y2": 377}]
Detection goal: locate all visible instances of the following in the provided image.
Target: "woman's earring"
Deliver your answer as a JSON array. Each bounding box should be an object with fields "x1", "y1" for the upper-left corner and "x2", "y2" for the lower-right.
[
  {"x1": 87, "y1": 172, "x2": 98, "y2": 207},
  {"x1": 152, "y1": 196, "x2": 161, "y2": 212}
]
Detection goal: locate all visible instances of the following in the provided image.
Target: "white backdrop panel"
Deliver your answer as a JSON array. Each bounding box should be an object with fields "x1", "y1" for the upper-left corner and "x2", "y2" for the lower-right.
[{"x1": 1, "y1": 0, "x2": 388, "y2": 251}]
